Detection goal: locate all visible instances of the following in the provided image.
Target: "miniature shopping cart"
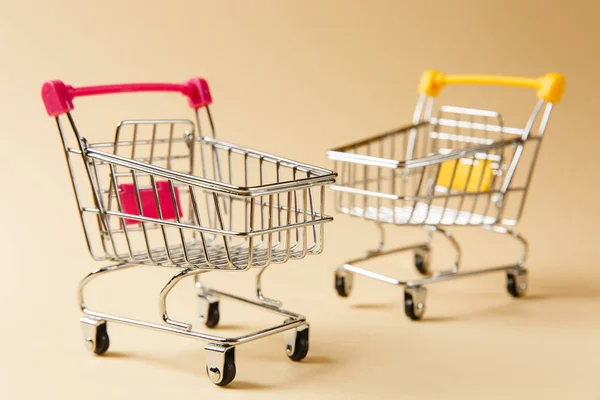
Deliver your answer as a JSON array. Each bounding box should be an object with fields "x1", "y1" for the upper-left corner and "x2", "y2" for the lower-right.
[
  {"x1": 42, "y1": 78, "x2": 336, "y2": 386},
  {"x1": 328, "y1": 70, "x2": 564, "y2": 320}
]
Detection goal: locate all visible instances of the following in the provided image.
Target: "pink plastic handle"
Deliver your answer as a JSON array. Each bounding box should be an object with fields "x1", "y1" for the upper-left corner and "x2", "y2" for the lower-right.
[{"x1": 41, "y1": 78, "x2": 212, "y2": 116}]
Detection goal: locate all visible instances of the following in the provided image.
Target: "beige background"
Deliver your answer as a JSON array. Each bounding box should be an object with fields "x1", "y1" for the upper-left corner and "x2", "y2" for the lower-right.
[{"x1": 1, "y1": 0, "x2": 599, "y2": 398}]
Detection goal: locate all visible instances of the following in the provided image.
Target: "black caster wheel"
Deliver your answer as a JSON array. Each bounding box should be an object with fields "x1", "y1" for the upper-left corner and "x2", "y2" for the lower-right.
[
  {"x1": 404, "y1": 287, "x2": 427, "y2": 321},
  {"x1": 81, "y1": 318, "x2": 110, "y2": 355},
  {"x1": 414, "y1": 246, "x2": 431, "y2": 275},
  {"x1": 93, "y1": 323, "x2": 110, "y2": 355},
  {"x1": 206, "y1": 346, "x2": 236, "y2": 387},
  {"x1": 204, "y1": 301, "x2": 220, "y2": 328},
  {"x1": 507, "y1": 269, "x2": 528, "y2": 298},
  {"x1": 335, "y1": 271, "x2": 352, "y2": 298},
  {"x1": 286, "y1": 325, "x2": 309, "y2": 362}
]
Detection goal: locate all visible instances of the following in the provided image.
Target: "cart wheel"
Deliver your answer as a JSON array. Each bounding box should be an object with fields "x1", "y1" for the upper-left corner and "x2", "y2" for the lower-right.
[
  {"x1": 507, "y1": 269, "x2": 528, "y2": 298},
  {"x1": 335, "y1": 270, "x2": 353, "y2": 298},
  {"x1": 205, "y1": 301, "x2": 220, "y2": 328},
  {"x1": 81, "y1": 317, "x2": 110, "y2": 355},
  {"x1": 93, "y1": 324, "x2": 110, "y2": 355},
  {"x1": 414, "y1": 246, "x2": 431, "y2": 275},
  {"x1": 404, "y1": 287, "x2": 427, "y2": 321},
  {"x1": 206, "y1": 345, "x2": 236, "y2": 387},
  {"x1": 285, "y1": 325, "x2": 309, "y2": 362}
]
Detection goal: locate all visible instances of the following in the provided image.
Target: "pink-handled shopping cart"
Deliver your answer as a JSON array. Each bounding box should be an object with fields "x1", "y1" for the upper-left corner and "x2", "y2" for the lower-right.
[{"x1": 42, "y1": 78, "x2": 336, "y2": 386}]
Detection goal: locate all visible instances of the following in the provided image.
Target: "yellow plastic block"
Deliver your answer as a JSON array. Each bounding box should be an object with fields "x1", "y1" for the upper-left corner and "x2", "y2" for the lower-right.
[{"x1": 436, "y1": 158, "x2": 495, "y2": 193}]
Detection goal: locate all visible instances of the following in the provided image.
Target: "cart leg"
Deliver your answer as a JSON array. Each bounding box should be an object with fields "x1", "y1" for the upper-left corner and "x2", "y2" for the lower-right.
[
  {"x1": 425, "y1": 225, "x2": 461, "y2": 274},
  {"x1": 369, "y1": 222, "x2": 386, "y2": 255},
  {"x1": 480, "y1": 224, "x2": 528, "y2": 267},
  {"x1": 256, "y1": 263, "x2": 282, "y2": 307},
  {"x1": 481, "y1": 225, "x2": 529, "y2": 297},
  {"x1": 334, "y1": 224, "x2": 385, "y2": 298},
  {"x1": 159, "y1": 267, "x2": 205, "y2": 331},
  {"x1": 205, "y1": 343, "x2": 236, "y2": 386},
  {"x1": 78, "y1": 263, "x2": 137, "y2": 355},
  {"x1": 78, "y1": 262, "x2": 135, "y2": 312},
  {"x1": 284, "y1": 321, "x2": 309, "y2": 361}
]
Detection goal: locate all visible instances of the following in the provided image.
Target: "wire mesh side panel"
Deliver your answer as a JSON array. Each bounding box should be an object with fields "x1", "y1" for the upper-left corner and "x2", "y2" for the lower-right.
[
  {"x1": 196, "y1": 136, "x2": 328, "y2": 262},
  {"x1": 332, "y1": 107, "x2": 530, "y2": 226},
  {"x1": 84, "y1": 119, "x2": 197, "y2": 265}
]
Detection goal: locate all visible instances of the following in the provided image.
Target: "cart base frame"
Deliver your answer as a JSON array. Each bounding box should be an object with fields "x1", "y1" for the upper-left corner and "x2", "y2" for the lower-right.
[
  {"x1": 78, "y1": 263, "x2": 310, "y2": 386},
  {"x1": 334, "y1": 223, "x2": 529, "y2": 320}
]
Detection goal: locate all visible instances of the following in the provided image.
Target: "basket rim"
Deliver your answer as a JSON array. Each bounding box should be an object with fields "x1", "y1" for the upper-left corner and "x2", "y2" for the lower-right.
[{"x1": 86, "y1": 146, "x2": 336, "y2": 197}]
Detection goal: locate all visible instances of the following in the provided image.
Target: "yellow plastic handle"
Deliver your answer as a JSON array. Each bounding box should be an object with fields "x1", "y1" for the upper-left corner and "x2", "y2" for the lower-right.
[{"x1": 419, "y1": 70, "x2": 566, "y2": 103}]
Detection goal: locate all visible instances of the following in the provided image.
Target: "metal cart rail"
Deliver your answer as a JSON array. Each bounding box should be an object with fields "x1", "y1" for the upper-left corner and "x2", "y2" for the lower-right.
[
  {"x1": 328, "y1": 70, "x2": 564, "y2": 320},
  {"x1": 42, "y1": 78, "x2": 336, "y2": 385}
]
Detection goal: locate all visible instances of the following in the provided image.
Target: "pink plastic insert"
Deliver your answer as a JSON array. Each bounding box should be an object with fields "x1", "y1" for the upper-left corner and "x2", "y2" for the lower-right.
[{"x1": 118, "y1": 181, "x2": 183, "y2": 225}]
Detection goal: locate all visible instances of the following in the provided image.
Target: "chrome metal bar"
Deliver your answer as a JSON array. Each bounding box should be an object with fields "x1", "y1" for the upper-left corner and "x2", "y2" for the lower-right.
[
  {"x1": 347, "y1": 242, "x2": 427, "y2": 266},
  {"x1": 425, "y1": 225, "x2": 461, "y2": 272},
  {"x1": 87, "y1": 148, "x2": 336, "y2": 198},
  {"x1": 256, "y1": 263, "x2": 282, "y2": 307},
  {"x1": 407, "y1": 264, "x2": 520, "y2": 287},
  {"x1": 342, "y1": 264, "x2": 406, "y2": 286},
  {"x1": 83, "y1": 307, "x2": 306, "y2": 346},
  {"x1": 108, "y1": 163, "x2": 134, "y2": 260},
  {"x1": 480, "y1": 224, "x2": 528, "y2": 266},
  {"x1": 86, "y1": 208, "x2": 332, "y2": 237},
  {"x1": 159, "y1": 268, "x2": 204, "y2": 330},
  {"x1": 200, "y1": 136, "x2": 333, "y2": 175}
]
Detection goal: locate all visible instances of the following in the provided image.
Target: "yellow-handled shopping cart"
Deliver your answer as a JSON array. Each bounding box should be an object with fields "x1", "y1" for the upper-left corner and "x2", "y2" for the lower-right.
[{"x1": 327, "y1": 70, "x2": 565, "y2": 320}]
